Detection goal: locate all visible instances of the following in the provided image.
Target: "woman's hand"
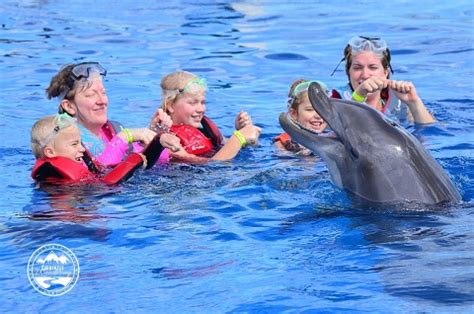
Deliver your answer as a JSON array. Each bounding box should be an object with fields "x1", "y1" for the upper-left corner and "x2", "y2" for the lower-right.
[
  {"x1": 388, "y1": 80, "x2": 435, "y2": 123},
  {"x1": 159, "y1": 133, "x2": 182, "y2": 152},
  {"x1": 355, "y1": 77, "x2": 388, "y2": 97},
  {"x1": 387, "y1": 80, "x2": 422, "y2": 106},
  {"x1": 119, "y1": 128, "x2": 156, "y2": 146}
]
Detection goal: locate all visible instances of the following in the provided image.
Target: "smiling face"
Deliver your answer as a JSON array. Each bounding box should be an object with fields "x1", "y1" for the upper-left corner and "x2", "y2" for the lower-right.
[
  {"x1": 168, "y1": 91, "x2": 206, "y2": 128},
  {"x1": 61, "y1": 75, "x2": 108, "y2": 134},
  {"x1": 45, "y1": 125, "x2": 85, "y2": 163},
  {"x1": 290, "y1": 93, "x2": 327, "y2": 133}
]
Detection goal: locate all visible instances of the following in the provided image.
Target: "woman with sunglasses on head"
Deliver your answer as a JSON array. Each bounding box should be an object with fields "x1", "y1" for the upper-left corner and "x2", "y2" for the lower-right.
[
  {"x1": 274, "y1": 79, "x2": 329, "y2": 155},
  {"x1": 158, "y1": 70, "x2": 261, "y2": 163},
  {"x1": 46, "y1": 62, "x2": 178, "y2": 168},
  {"x1": 332, "y1": 36, "x2": 435, "y2": 124}
]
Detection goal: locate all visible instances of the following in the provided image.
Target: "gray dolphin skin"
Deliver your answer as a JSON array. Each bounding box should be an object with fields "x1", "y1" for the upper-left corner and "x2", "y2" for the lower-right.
[{"x1": 279, "y1": 82, "x2": 461, "y2": 205}]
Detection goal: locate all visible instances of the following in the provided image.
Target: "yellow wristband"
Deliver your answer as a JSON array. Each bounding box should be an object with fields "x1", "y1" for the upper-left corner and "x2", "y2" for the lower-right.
[
  {"x1": 352, "y1": 90, "x2": 367, "y2": 103},
  {"x1": 123, "y1": 128, "x2": 133, "y2": 144},
  {"x1": 233, "y1": 130, "x2": 247, "y2": 147}
]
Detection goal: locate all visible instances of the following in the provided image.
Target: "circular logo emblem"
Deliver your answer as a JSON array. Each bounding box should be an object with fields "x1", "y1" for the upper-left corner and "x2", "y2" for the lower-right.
[{"x1": 27, "y1": 244, "x2": 80, "y2": 296}]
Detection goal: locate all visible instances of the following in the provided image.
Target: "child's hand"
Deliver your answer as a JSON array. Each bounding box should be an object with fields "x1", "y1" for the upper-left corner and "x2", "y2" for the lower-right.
[
  {"x1": 159, "y1": 133, "x2": 182, "y2": 152},
  {"x1": 238, "y1": 124, "x2": 261, "y2": 146},
  {"x1": 149, "y1": 108, "x2": 172, "y2": 134},
  {"x1": 234, "y1": 111, "x2": 253, "y2": 130}
]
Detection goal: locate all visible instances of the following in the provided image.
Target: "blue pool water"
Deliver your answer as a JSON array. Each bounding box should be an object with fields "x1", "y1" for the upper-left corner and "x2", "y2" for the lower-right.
[{"x1": 1, "y1": 0, "x2": 473, "y2": 312}]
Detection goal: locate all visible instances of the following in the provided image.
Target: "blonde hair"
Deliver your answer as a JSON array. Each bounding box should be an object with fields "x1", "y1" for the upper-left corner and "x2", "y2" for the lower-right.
[
  {"x1": 31, "y1": 116, "x2": 57, "y2": 159},
  {"x1": 288, "y1": 78, "x2": 309, "y2": 111},
  {"x1": 31, "y1": 115, "x2": 77, "y2": 159},
  {"x1": 160, "y1": 71, "x2": 198, "y2": 113}
]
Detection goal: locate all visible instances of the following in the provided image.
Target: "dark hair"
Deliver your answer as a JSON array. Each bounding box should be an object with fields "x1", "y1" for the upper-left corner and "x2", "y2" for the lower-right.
[{"x1": 45, "y1": 64, "x2": 76, "y2": 101}]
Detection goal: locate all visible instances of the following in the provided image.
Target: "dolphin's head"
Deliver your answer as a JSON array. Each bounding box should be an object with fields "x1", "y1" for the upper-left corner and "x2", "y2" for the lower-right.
[
  {"x1": 307, "y1": 82, "x2": 411, "y2": 162},
  {"x1": 279, "y1": 111, "x2": 348, "y2": 189}
]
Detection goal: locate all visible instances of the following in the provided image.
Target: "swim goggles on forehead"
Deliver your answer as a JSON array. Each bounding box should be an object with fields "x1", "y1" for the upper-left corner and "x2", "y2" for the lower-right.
[
  {"x1": 65, "y1": 62, "x2": 107, "y2": 89},
  {"x1": 348, "y1": 36, "x2": 388, "y2": 54},
  {"x1": 330, "y1": 36, "x2": 393, "y2": 76},
  {"x1": 178, "y1": 78, "x2": 207, "y2": 94},
  {"x1": 39, "y1": 113, "x2": 77, "y2": 147},
  {"x1": 292, "y1": 80, "x2": 328, "y2": 97},
  {"x1": 288, "y1": 80, "x2": 329, "y2": 105}
]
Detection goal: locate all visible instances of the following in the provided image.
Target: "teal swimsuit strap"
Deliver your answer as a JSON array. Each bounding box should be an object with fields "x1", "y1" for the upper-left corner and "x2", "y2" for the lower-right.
[{"x1": 78, "y1": 124, "x2": 106, "y2": 157}]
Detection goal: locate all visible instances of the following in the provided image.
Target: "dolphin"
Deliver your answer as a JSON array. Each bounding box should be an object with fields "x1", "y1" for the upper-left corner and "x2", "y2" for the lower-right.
[{"x1": 279, "y1": 82, "x2": 461, "y2": 205}]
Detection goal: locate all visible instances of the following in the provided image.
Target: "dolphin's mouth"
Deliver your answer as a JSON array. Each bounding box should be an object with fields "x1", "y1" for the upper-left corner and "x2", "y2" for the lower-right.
[{"x1": 285, "y1": 113, "x2": 336, "y2": 138}]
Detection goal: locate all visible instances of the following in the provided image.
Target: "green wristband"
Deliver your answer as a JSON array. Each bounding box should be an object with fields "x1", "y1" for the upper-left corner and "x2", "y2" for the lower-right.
[
  {"x1": 123, "y1": 128, "x2": 133, "y2": 143},
  {"x1": 233, "y1": 130, "x2": 247, "y2": 147},
  {"x1": 352, "y1": 90, "x2": 367, "y2": 103}
]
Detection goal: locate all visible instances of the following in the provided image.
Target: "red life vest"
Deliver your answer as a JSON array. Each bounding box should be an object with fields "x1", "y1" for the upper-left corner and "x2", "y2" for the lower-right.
[
  {"x1": 273, "y1": 132, "x2": 291, "y2": 146},
  {"x1": 170, "y1": 116, "x2": 224, "y2": 155},
  {"x1": 32, "y1": 153, "x2": 145, "y2": 185},
  {"x1": 31, "y1": 133, "x2": 166, "y2": 185},
  {"x1": 273, "y1": 132, "x2": 305, "y2": 152},
  {"x1": 31, "y1": 157, "x2": 95, "y2": 184}
]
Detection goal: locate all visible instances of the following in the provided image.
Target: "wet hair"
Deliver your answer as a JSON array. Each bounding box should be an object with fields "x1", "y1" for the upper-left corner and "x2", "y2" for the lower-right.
[
  {"x1": 287, "y1": 79, "x2": 309, "y2": 111},
  {"x1": 343, "y1": 44, "x2": 392, "y2": 80},
  {"x1": 160, "y1": 71, "x2": 198, "y2": 113},
  {"x1": 46, "y1": 64, "x2": 75, "y2": 101},
  {"x1": 45, "y1": 63, "x2": 100, "y2": 114}
]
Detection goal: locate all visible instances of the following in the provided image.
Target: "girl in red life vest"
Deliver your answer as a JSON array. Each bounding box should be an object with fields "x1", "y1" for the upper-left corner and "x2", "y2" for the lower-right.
[
  {"x1": 274, "y1": 79, "x2": 329, "y2": 155},
  {"x1": 158, "y1": 71, "x2": 261, "y2": 163},
  {"x1": 31, "y1": 114, "x2": 162, "y2": 185}
]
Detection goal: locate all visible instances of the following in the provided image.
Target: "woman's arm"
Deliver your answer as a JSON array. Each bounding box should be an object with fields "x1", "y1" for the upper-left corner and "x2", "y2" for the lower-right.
[{"x1": 388, "y1": 80, "x2": 436, "y2": 124}]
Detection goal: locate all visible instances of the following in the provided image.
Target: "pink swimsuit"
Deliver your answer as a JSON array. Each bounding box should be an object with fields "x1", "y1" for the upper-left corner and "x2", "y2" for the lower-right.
[{"x1": 81, "y1": 122, "x2": 170, "y2": 167}]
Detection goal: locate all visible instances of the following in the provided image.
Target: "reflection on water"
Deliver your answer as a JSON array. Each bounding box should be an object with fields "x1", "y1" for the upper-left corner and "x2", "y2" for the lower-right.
[{"x1": 0, "y1": 0, "x2": 473, "y2": 312}]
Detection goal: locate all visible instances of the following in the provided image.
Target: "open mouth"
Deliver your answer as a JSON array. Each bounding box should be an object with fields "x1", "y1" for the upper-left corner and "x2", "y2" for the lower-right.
[
  {"x1": 287, "y1": 113, "x2": 321, "y2": 135},
  {"x1": 286, "y1": 113, "x2": 336, "y2": 139},
  {"x1": 309, "y1": 120, "x2": 324, "y2": 128},
  {"x1": 191, "y1": 114, "x2": 203, "y2": 122}
]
